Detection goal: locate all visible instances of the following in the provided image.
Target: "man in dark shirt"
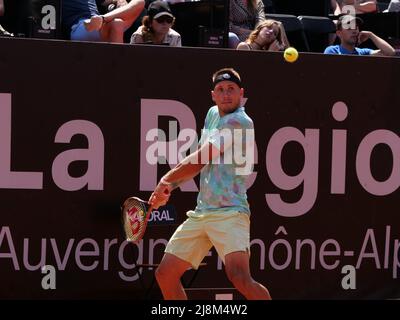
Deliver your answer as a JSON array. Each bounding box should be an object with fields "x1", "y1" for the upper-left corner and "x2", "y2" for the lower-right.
[{"x1": 62, "y1": 0, "x2": 144, "y2": 43}]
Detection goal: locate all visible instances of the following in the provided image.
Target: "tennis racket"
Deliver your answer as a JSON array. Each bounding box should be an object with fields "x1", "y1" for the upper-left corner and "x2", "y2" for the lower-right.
[{"x1": 121, "y1": 197, "x2": 153, "y2": 243}]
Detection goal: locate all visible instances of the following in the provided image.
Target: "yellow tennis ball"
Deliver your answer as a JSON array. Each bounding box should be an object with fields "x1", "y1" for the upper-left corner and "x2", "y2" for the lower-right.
[{"x1": 284, "y1": 47, "x2": 299, "y2": 63}]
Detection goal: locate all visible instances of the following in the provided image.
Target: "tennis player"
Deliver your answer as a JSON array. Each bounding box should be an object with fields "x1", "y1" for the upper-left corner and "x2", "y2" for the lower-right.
[{"x1": 148, "y1": 68, "x2": 271, "y2": 300}]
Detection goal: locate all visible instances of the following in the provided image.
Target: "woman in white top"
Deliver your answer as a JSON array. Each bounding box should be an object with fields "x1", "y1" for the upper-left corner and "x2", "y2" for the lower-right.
[{"x1": 130, "y1": 0, "x2": 181, "y2": 47}]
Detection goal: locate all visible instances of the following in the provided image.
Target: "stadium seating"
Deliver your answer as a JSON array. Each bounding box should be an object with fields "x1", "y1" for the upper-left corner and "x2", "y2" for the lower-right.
[
  {"x1": 298, "y1": 16, "x2": 336, "y2": 53},
  {"x1": 266, "y1": 13, "x2": 310, "y2": 51}
]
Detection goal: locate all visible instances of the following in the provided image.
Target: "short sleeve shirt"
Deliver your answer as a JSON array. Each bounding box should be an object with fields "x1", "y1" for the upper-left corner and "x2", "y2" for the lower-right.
[
  {"x1": 194, "y1": 106, "x2": 255, "y2": 215},
  {"x1": 324, "y1": 45, "x2": 373, "y2": 55}
]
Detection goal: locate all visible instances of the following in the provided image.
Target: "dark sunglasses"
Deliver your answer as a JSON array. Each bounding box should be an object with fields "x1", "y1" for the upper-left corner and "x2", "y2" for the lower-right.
[{"x1": 155, "y1": 15, "x2": 174, "y2": 24}]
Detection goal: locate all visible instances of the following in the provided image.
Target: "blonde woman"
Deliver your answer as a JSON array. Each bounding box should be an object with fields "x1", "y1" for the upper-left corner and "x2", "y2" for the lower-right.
[{"x1": 237, "y1": 19, "x2": 289, "y2": 51}]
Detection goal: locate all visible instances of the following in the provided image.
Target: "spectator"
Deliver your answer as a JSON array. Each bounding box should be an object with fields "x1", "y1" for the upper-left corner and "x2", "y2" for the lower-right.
[
  {"x1": 229, "y1": 0, "x2": 266, "y2": 48},
  {"x1": 62, "y1": 0, "x2": 144, "y2": 43},
  {"x1": 324, "y1": 15, "x2": 396, "y2": 56},
  {"x1": 130, "y1": 0, "x2": 181, "y2": 46},
  {"x1": 337, "y1": 0, "x2": 377, "y2": 14},
  {"x1": 386, "y1": 0, "x2": 400, "y2": 12},
  {"x1": 237, "y1": 19, "x2": 289, "y2": 51}
]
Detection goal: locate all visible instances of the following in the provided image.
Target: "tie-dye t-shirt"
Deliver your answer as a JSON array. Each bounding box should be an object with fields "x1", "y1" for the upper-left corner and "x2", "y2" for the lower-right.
[{"x1": 193, "y1": 105, "x2": 254, "y2": 215}]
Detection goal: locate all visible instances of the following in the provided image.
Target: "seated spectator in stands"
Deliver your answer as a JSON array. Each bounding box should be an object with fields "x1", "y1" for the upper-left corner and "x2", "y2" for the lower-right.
[
  {"x1": 330, "y1": 1, "x2": 377, "y2": 44},
  {"x1": 237, "y1": 19, "x2": 289, "y2": 51},
  {"x1": 337, "y1": 0, "x2": 377, "y2": 14},
  {"x1": 324, "y1": 15, "x2": 395, "y2": 56},
  {"x1": 62, "y1": 0, "x2": 144, "y2": 43},
  {"x1": 229, "y1": 0, "x2": 266, "y2": 49},
  {"x1": 386, "y1": 0, "x2": 400, "y2": 12},
  {"x1": 130, "y1": 0, "x2": 181, "y2": 46}
]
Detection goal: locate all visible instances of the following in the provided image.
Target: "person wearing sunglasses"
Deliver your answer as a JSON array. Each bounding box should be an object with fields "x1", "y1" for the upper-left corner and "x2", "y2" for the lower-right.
[
  {"x1": 130, "y1": 0, "x2": 181, "y2": 47},
  {"x1": 236, "y1": 19, "x2": 289, "y2": 51}
]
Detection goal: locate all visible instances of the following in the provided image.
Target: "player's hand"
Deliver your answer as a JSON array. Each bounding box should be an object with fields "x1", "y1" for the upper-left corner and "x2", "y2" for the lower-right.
[{"x1": 148, "y1": 181, "x2": 172, "y2": 209}]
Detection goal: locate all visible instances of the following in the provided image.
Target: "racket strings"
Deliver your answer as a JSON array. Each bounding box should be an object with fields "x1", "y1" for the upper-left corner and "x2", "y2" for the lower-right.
[{"x1": 123, "y1": 198, "x2": 148, "y2": 242}]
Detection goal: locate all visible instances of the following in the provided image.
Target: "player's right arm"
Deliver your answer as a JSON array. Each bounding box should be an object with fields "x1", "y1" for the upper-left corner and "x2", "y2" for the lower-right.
[{"x1": 148, "y1": 141, "x2": 221, "y2": 209}]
